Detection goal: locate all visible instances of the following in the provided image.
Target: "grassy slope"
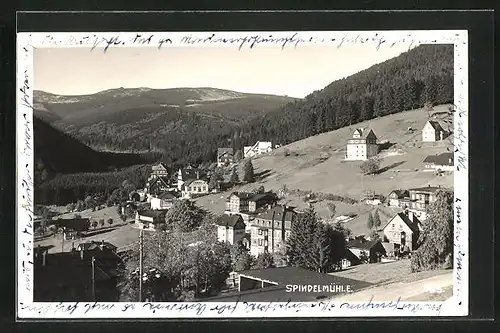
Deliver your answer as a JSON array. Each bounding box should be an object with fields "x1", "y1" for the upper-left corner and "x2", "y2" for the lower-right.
[{"x1": 195, "y1": 104, "x2": 454, "y2": 236}]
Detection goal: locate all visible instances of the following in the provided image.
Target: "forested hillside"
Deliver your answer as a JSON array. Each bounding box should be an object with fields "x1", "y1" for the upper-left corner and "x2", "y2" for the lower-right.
[{"x1": 239, "y1": 44, "x2": 454, "y2": 146}]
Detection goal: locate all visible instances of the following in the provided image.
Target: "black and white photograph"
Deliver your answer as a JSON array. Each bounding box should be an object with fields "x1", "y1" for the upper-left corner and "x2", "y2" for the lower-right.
[{"x1": 16, "y1": 30, "x2": 469, "y2": 318}]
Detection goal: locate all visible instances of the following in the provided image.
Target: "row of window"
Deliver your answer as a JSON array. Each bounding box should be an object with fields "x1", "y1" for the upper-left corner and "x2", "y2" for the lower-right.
[{"x1": 188, "y1": 186, "x2": 208, "y2": 192}]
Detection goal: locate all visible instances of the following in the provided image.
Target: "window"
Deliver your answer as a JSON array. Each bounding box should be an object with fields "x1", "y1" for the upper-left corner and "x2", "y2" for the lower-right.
[
  {"x1": 258, "y1": 239, "x2": 262, "y2": 246},
  {"x1": 258, "y1": 229, "x2": 262, "y2": 235},
  {"x1": 392, "y1": 224, "x2": 395, "y2": 228}
]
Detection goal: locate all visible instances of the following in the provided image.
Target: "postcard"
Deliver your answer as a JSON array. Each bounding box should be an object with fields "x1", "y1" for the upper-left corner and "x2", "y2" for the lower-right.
[{"x1": 17, "y1": 29, "x2": 468, "y2": 319}]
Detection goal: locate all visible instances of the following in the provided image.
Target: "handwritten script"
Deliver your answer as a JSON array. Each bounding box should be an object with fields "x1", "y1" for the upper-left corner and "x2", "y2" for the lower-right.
[
  {"x1": 34, "y1": 31, "x2": 466, "y2": 53},
  {"x1": 19, "y1": 297, "x2": 444, "y2": 317}
]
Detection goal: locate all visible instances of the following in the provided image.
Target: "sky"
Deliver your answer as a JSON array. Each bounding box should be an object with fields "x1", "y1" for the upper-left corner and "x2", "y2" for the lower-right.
[{"x1": 34, "y1": 44, "x2": 411, "y2": 99}]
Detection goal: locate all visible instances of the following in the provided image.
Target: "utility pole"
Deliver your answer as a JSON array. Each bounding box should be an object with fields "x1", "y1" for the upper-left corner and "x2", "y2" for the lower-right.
[
  {"x1": 139, "y1": 229, "x2": 144, "y2": 302},
  {"x1": 91, "y1": 256, "x2": 96, "y2": 301},
  {"x1": 61, "y1": 227, "x2": 65, "y2": 252}
]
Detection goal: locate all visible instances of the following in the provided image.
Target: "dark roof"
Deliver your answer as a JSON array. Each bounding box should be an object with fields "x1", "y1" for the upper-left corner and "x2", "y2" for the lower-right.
[
  {"x1": 427, "y1": 120, "x2": 444, "y2": 131},
  {"x1": 238, "y1": 266, "x2": 371, "y2": 289},
  {"x1": 137, "y1": 209, "x2": 167, "y2": 219},
  {"x1": 382, "y1": 212, "x2": 420, "y2": 234},
  {"x1": 254, "y1": 205, "x2": 296, "y2": 223},
  {"x1": 408, "y1": 185, "x2": 443, "y2": 193},
  {"x1": 34, "y1": 248, "x2": 122, "y2": 299},
  {"x1": 216, "y1": 214, "x2": 245, "y2": 229},
  {"x1": 229, "y1": 192, "x2": 255, "y2": 200},
  {"x1": 347, "y1": 238, "x2": 383, "y2": 250},
  {"x1": 353, "y1": 128, "x2": 376, "y2": 139},
  {"x1": 179, "y1": 168, "x2": 206, "y2": 181},
  {"x1": 77, "y1": 241, "x2": 117, "y2": 252},
  {"x1": 423, "y1": 152, "x2": 454, "y2": 166},
  {"x1": 248, "y1": 192, "x2": 278, "y2": 203},
  {"x1": 389, "y1": 189, "x2": 410, "y2": 199},
  {"x1": 217, "y1": 148, "x2": 234, "y2": 157},
  {"x1": 51, "y1": 218, "x2": 90, "y2": 232},
  {"x1": 148, "y1": 176, "x2": 170, "y2": 187}
]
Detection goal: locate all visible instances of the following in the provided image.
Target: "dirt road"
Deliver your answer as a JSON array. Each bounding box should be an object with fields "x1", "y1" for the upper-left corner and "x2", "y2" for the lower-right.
[{"x1": 332, "y1": 271, "x2": 453, "y2": 302}]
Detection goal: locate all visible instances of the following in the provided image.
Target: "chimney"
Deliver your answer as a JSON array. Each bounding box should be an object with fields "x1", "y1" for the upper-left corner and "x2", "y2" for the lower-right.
[
  {"x1": 71, "y1": 242, "x2": 75, "y2": 251},
  {"x1": 428, "y1": 184, "x2": 430, "y2": 187},
  {"x1": 100, "y1": 240, "x2": 105, "y2": 250},
  {"x1": 407, "y1": 210, "x2": 414, "y2": 223},
  {"x1": 80, "y1": 248, "x2": 84, "y2": 260},
  {"x1": 42, "y1": 250, "x2": 47, "y2": 267},
  {"x1": 196, "y1": 171, "x2": 200, "y2": 179}
]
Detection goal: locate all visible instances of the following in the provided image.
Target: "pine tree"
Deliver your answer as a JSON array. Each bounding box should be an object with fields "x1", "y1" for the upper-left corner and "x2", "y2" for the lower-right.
[
  {"x1": 373, "y1": 210, "x2": 381, "y2": 229},
  {"x1": 410, "y1": 189, "x2": 454, "y2": 272},
  {"x1": 367, "y1": 212, "x2": 374, "y2": 229},
  {"x1": 230, "y1": 168, "x2": 239, "y2": 184},
  {"x1": 242, "y1": 160, "x2": 255, "y2": 183}
]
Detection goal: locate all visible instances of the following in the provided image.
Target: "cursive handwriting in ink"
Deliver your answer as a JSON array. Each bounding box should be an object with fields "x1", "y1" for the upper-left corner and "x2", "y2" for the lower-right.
[
  {"x1": 83, "y1": 302, "x2": 115, "y2": 314},
  {"x1": 132, "y1": 34, "x2": 154, "y2": 45},
  {"x1": 455, "y1": 198, "x2": 462, "y2": 224}
]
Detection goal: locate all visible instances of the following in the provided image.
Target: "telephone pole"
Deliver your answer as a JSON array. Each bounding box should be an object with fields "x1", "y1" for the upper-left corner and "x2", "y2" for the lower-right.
[
  {"x1": 139, "y1": 229, "x2": 144, "y2": 302},
  {"x1": 91, "y1": 256, "x2": 96, "y2": 301}
]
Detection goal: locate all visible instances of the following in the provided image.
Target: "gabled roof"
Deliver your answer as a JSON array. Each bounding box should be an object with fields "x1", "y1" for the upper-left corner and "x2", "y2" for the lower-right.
[
  {"x1": 217, "y1": 148, "x2": 234, "y2": 158},
  {"x1": 347, "y1": 238, "x2": 383, "y2": 251},
  {"x1": 216, "y1": 214, "x2": 245, "y2": 229},
  {"x1": 388, "y1": 189, "x2": 410, "y2": 199},
  {"x1": 248, "y1": 192, "x2": 278, "y2": 203},
  {"x1": 228, "y1": 192, "x2": 255, "y2": 200},
  {"x1": 179, "y1": 168, "x2": 206, "y2": 181},
  {"x1": 254, "y1": 205, "x2": 296, "y2": 223},
  {"x1": 382, "y1": 212, "x2": 420, "y2": 234},
  {"x1": 423, "y1": 152, "x2": 454, "y2": 166},
  {"x1": 408, "y1": 185, "x2": 443, "y2": 193},
  {"x1": 426, "y1": 120, "x2": 444, "y2": 131},
  {"x1": 352, "y1": 128, "x2": 377, "y2": 140},
  {"x1": 151, "y1": 163, "x2": 168, "y2": 172},
  {"x1": 77, "y1": 241, "x2": 118, "y2": 252},
  {"x1": 148, "y1": 176, "x2": 170, "y2": 187}
]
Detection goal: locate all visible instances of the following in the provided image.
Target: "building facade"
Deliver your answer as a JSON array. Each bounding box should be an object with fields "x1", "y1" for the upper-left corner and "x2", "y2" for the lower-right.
[
  {"x1": 181, "y1": 179, "x2": 209, "y2": 198},
  {"x1": 249, "y1": 206, "x2": 296, "y2": 257},
  {"x1": 422, "y1": 120, "x2": 447, "y2": 142},
  {"x1": 135, "y1": 210, "x2": 167, "y2": 231},
  {"x1": 217, "y1": 148, "x2": 235, "y2": 167},
  {"x1": 382, "y1": 211, "x2": 422, "y2": 252},
  {"x1": 345, "y1": 128, "x2": 378, "y2": 161},
  {"x1": 216, "y1": 214, "x2": 246, "y2": 245},
  {"x1": 423, "y1": 152, "x2": 454, "y2": 172},
  {"x1": 244, "y1": 141, "x2": 273, "y2": 158}
]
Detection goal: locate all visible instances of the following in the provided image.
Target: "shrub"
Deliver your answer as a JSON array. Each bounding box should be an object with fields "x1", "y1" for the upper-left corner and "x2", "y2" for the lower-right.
[
  {"x1": 99, "y1": 219, "x2": 105, "y2": 227},
  {"x1": 107, "y1": 218, "x2": 113, "y2": 225}
]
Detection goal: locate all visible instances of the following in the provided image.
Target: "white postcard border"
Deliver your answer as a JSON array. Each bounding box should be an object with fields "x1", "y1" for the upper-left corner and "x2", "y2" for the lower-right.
[{"x1": 16, "y1": 30, "x2": 469, "y2": 319}]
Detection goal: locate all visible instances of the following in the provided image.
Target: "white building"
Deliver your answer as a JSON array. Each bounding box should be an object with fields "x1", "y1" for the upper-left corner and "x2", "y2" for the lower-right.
[
  {"x1": 215, "y1": 214, "x2": 246, "y2": 245},
  {"x1": 346, "y1": 128, "x2": 378, "y2": 161},
  {"x1": 422, "y1": 152, "x2": 454, "y2": 172},
  {"x1": 422, "y1": 120, "x2": 447, "y2": 142},
  {"x1": 244, "y1": 141, "x2": 273, "y2": 158}
]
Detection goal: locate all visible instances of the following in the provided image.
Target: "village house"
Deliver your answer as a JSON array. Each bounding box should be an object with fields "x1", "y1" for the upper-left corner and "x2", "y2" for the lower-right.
[
  {"x1": 145, "y1": 176, "x2": 171, "y2": 196},
  {"x1": 345, "y1": 128, "x2": 378, "y2": 161},
  {"x1": 135, "y1": 209, "x2": 167, "y2": 231},
  {"x1": 129, "y1": 189, "x2": 147, "y2": 202},
  {"x1": 51, "y1": 218, "x2": 91, "y2": 240},
  {"x1": 387, "y1": 189, "x2": 410, "y2": 207},
  {"x1": 215, "y1": 214, "x2": 246, "y2": 245},
  {"x1": 76, "y1": 240, "x2": 118, "y2": 253},
  {"x1": 144, "y1": 163, "x2": 171, "y2": 196},
  {"x1": 423, "y1": 152, "x2": 454, "y2": 172},
  {"x1": 422, "y1": 120, "x2": 448, "y2": 142},
  {"x1": 243, "y1": 141, "x2": 273, "y2": 158},
  {"x1": 177, "y1": 167, "x2": 207, "y2": 191},
  {"x1": 34, "y1": 243, "x2": 122, "y2": 302},
  {"x1": 181, "y1": 178, "x2": 210, "y2": 198},
  {"x1": 150, "y1": 191, "x2": 179, "y2": 210},
  {"x1": 217, "y1": 148, "x2": 235, "y2": 167},
  {"x1": 249, "y1": 205, "x2": 297, "y2": 257},
  {"x1": 248, "y1": 192, "x2": 279, "y2": 212},
  {"x1": 346, "y1": 238, "x2": 386, "y2": 264},
  {"x1": 382, "y1": 211, "x2": 423, "y2": 252},
  {"x1": 226, "y1": 191, "x2": 278, "y2": 214},
  {"x1": 226, "y1": 192, "x2": 255, "y2": 213}
]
